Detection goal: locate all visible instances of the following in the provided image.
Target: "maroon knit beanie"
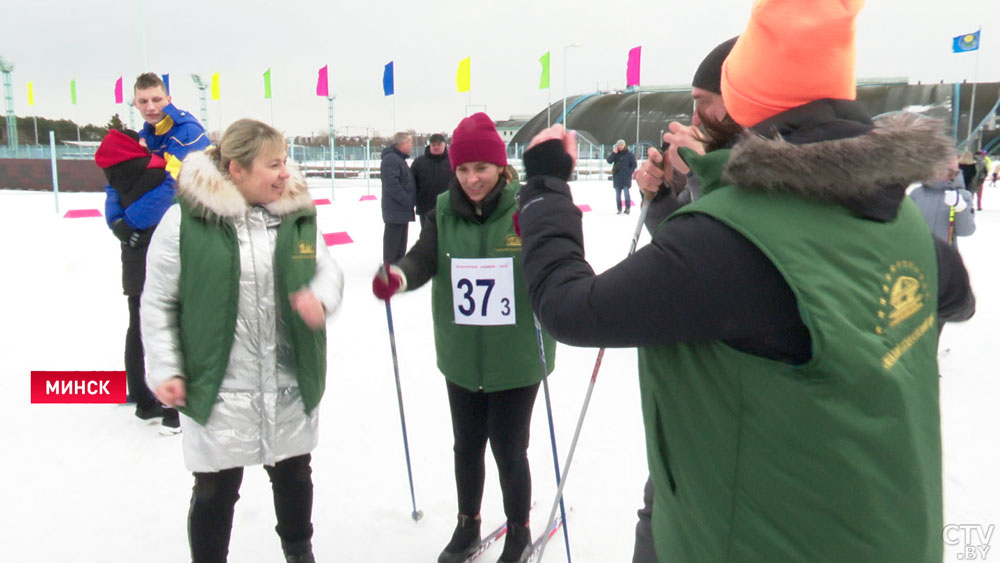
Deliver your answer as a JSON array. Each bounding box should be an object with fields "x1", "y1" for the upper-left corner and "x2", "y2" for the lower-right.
[{"x1": 449, "y1": 112, "x2": 508, "y2": 171}]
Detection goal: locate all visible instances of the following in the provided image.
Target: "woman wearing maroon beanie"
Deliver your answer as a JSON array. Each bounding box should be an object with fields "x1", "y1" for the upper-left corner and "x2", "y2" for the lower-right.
[{"x1": 373, "y1": 112, "x2": 555, "y2": 563}]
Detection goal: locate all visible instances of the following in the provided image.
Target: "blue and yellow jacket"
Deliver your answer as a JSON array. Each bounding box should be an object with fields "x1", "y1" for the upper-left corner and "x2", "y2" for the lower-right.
[
  {"x1": 140, "y1": 103, "x2": 210, "y2": 181},
  {"x1": 107, "y1": 104, "x2": 208, "y2": 230}
]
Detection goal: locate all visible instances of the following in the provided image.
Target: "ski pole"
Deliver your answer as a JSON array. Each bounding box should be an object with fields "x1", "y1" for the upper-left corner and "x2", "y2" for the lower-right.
[
  {"x1": 537, "y1": 196, "x2": 650, "y2": 562},
  {"x1": 533, "y1": 313, "x2": 573, "y2": 563},
  {"x1": 382, "y1": 265, "x2": 423, "y2": 522}
]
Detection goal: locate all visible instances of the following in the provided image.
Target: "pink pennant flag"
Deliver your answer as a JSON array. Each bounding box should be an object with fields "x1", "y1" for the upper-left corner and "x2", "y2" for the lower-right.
[
  {"x1": 626, "y1": 46, "x2": 641, "y2": 87},
  {"x1": 114, "y1": 76, "x2": 124, "y2": 104},
  {"x1": 64, "y1": 209, "x2": 103, "y2": 219},
  {"x1": 316, "y1": 65, "x2": 329, "y2": 97},
  {"x1": 323, "y1": 232, "x2": 353, "y2": 246}
]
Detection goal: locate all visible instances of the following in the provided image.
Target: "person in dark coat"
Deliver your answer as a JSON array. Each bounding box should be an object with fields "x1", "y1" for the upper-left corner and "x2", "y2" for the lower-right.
[
  {"x1": 380, "y1": 132, "x2": 416, "y2": 263},
  {"x1": 516, "y1": 0, "x2": 975, "y2": 560},
  {"x1": 606, "y1": 139, "x2": 638, "y2": 213},
  {"x1": 96, "y1": 128, "x2": 179, "y2": 428},
  {"x1": 412, "y1": 133, "x2": 455, "y2": 229}
]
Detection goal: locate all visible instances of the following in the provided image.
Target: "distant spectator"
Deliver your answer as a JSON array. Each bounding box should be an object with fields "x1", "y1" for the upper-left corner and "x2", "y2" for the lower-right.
[
  {"x1": 909, "y1": 153, "x2": 976, "y2": 248},
  {"x1": 972, "y1": 150, "x2": 988, "y2": 210},
  {"x1": 606, "y1": 139, "x2": 637, "y2": 214},
  {"x1": 380, "y1": 132, "x2": 416, "y2": 263},
  {"x1": 412, "y1": 133, "x2": 455, "y2": 229}
]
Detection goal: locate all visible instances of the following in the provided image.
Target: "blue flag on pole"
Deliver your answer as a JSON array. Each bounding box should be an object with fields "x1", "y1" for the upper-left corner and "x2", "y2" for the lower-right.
[
  {"x1": 383, "y1": 62, "x2": 394, "y2": 96},
  {"x1": 952, "y1": 30, "x2": 981, "y2": 53},
  {"x1": 161, "y1": 73, "x2": 170, "y2": 94}
]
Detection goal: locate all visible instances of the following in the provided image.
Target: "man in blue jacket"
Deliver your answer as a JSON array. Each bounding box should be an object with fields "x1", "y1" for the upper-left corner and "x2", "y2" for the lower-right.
[{"x1": 104, "y1": 73, "x2": 209, "y2": 429}]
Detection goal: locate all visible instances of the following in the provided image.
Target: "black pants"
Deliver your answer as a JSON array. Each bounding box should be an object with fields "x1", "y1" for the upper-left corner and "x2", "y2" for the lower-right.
[
  {"x1": 632, "y1": 476, "x2": 658, "y2": 563},
  {"x1": 125, "y1": 295, "x2": 156, "y2": 408},
  {"x1": 446, "y1": 380, "x2": 539, "y2": 525},
  {"x1": 188, "y1": 454, "x2": 314, "y2": 563},
  {"x1": 382, "y1": 222, "x2": 409, "y2": 264}
]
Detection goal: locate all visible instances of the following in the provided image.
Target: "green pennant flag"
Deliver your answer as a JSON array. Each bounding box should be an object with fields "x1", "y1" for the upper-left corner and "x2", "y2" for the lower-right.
[
  {"x1": 70, "y1": 79, "x2": 77, "y2": 105},
  {"x1": 539, "y1": 52, "x2": 550, "y2": 90},
  {"x1": 263, "y1": 68, "x2": 272, "y2": 99}
]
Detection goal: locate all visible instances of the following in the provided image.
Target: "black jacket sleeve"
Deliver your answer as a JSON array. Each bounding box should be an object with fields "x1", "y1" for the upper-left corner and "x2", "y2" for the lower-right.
[
  {"x1": 396, "y1": 209, "x2": 439, "y2": 289},
  {"x1": 934, "y1": 236, "x2": 976, "y2": 323},
  {"x1": 517, "y1": 169, "x2": 810, "y2": 363}
]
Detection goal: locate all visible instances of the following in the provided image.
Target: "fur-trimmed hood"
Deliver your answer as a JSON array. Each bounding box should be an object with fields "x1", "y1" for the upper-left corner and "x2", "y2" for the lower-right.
[
  {"x1": 177, "y1": 150, "x2": 314, "y2": 219},
  {"x1": 723, "y1": 110, "x2": 953, "y2": 203}
]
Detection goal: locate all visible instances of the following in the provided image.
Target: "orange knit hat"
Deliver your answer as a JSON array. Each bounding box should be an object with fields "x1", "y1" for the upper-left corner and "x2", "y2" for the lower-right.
[{"x1": 721, "y1": 0, "x2": 865, "y2": 127}]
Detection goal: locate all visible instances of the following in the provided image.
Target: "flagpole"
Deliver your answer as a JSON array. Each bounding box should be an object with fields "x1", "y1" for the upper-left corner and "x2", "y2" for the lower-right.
[
  {"x1": 635, "y1": 88, "x2": 640, "y2": 152},
  {"x1": 392, "y1": 95, "x2": 396, "y2": 134},
  {"x1": 547, "y1": 86, "x2": 551, "y2": 127},
  {"x1": 966, "y1": 26, "x2": 981, "y2": 145},
  {"x1": 328, "y1": 95, "x2": 336, "y2": 199},
  {"x1": 270, "y1": 99, "x2": 274, "y2": 126}
]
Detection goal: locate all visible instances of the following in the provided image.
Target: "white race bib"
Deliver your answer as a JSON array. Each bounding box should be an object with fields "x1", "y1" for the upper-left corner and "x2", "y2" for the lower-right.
[{"x1": 451, "y1": 257, "x2": 516, "y2": 326}]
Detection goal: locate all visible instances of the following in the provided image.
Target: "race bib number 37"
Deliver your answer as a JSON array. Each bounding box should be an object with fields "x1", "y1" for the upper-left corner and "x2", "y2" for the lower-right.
[{"x1": 451, "y1": 257, "x2": 516, "y2": 326}]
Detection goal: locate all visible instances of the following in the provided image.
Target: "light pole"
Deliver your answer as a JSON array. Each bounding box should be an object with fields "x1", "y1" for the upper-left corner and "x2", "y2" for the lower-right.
[{"x1": 562, "y1": 43, "x2": 582, "y2": 130}]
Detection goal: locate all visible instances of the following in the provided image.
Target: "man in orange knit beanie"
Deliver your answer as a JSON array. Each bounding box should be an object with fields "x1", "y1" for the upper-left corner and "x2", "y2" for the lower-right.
[{"x1": 514, "y1": 0, "x2": 977, "y2": 560}]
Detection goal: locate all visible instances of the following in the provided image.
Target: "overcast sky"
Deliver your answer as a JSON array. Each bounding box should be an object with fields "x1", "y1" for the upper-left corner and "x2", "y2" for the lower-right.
[{"x1": 2, "y1": 0, "x2": 996, "y2": 138}]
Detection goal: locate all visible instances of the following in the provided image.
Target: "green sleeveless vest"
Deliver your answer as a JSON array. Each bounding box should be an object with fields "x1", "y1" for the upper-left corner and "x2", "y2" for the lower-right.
[
  {"x1": 431, "y1": 179, "x2": 555, "y2": 392},
  {"x1": 177, "y1": 201, "x2": 326, "y2": 425},
  {"x1": 639, "y1": 150, "x2": 942, "y2": 561}
]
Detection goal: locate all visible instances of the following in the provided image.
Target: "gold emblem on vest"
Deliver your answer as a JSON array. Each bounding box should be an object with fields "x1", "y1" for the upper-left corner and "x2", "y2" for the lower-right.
[
  {"x1": 496, "y1": 233, "x2": 522, "y2": 252},
  {"x1": 888, "y1": 276, "x2": 923, "y2": 327},
  {"x1": 294, "y1": 240, "x2": 316, "y2": 259},
  {"x1": 875, "y1": 261, "x2": 929, "y2": 335}
]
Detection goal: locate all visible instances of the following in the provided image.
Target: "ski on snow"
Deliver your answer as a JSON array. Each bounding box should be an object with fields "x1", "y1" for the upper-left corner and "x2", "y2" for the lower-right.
[{"x1": 524, "y1": 514, "x2": 564, "y2": 563}]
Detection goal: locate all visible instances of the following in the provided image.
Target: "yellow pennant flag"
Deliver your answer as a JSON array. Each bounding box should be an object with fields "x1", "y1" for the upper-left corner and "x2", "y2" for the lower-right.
[
  {"x1": 456, "y1": 57, "x2": 471, "y2": 93},
  {"x1": 210, "y1": 72, "x2": 221, "y2": 100},
  {"x1": 27, "y1": 82, "x2": 35, "y2": 106}
]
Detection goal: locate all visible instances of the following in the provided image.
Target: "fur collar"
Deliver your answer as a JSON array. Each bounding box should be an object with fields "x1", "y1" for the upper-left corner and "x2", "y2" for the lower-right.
[
  {"x1": 723, "y1": 112, "x2": 953, "y2": 202},
  {"x1": 177, "y1": 151, "x2": 314, "y2": 219}
]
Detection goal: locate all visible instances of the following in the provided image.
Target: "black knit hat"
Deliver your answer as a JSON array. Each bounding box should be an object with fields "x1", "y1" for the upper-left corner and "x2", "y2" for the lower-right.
[{"x1": 692, "y1": 36, "x2": 739, "y2": 94}]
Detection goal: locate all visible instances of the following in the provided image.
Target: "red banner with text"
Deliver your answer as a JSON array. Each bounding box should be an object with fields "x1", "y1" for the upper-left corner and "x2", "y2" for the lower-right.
[{"x1": 31, "y1": 371, "x2": 127, "y2": 404}]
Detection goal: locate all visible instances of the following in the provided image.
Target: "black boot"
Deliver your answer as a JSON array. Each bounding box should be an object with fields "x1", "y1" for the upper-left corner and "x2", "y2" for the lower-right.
[
  {"x1": 497, "y1": 522, "x2": 531, "y2": 563},
  {"x1": 438, "y1": 514, "x2": 481, "y2": 563},
  {"x1": 281, "y1": 538, "x2": 316, "y2": 563}
]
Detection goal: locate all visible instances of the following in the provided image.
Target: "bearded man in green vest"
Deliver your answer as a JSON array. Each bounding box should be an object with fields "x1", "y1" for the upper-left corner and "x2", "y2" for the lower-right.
[{"x1": 514, "y1": 0, "x2": 976, "y2": 561}]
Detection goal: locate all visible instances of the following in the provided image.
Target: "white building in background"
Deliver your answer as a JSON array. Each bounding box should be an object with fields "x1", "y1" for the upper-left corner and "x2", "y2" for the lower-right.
[{"x1": 495, "y1": 115, "x2": 532, "y2": 146}]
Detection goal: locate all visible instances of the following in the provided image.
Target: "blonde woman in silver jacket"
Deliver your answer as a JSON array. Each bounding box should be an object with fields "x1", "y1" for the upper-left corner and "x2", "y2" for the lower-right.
[{"x1": 141, "y1": 119, "x2": 344, "y2": 563}]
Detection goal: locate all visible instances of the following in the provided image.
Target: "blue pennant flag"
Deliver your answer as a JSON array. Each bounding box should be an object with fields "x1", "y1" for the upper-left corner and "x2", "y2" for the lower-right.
[
  {"x1": 953, "y1": 30, "x2": 981, "y2": 53},
  {"x1": 161, "y1": 73, "x2": 170, "y2": 95},
  {"x1": 383, "y1": 61, "x2": 394, "y2": 96}
]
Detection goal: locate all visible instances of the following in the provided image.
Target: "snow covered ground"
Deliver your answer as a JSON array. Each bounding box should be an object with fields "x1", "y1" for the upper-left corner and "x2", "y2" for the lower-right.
[{"x1": 1, "y1": 179, "x2": 996, "y2": 562}]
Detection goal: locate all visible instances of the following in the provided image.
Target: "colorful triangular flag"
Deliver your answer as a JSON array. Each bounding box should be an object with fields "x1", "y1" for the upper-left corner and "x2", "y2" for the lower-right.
[
  {"x1": 539, "y1": 52, "x2": 550, "y2": 90},
  {"x1": 264, "y1": 68, "x2": 272, "y2": 99},
  {"x1": 456, "y1": 57, "x2": 471, "y2": 93},
  {"x1": 626, "y1": 46, "x2": 641, "y2": 87},
  {"x1": 114, "y1": 77, "x2": 123, "y2": 104},
  {"x1": 383, "y1": 61, "x2": 394, "y2": 96},
  {"x1": 317, "y1": 65, "x2": 329, "y2": 97},
  {"x1": 210, "y1": 73, "x2": 220, "y2": 100}
]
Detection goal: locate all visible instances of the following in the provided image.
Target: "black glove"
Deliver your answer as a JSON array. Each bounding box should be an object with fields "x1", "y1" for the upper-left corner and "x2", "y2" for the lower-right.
[
  {"x1": 111, "y1": 219, "x2": 143, "y2": 248},
  {"x1": 523, "y1": 139, "x2": 574, "y2": 181}
]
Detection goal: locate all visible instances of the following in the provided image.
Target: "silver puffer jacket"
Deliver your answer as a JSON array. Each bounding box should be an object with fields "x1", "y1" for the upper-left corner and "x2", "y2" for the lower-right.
[{"x1": 142, "y1": 151, "x2": 344, "y2": 472}]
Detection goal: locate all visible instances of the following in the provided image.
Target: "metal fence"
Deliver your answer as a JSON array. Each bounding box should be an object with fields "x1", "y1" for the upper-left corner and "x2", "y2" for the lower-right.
[{"x1": 1, "y1": 140, "x2": 627, "y2": 182}]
